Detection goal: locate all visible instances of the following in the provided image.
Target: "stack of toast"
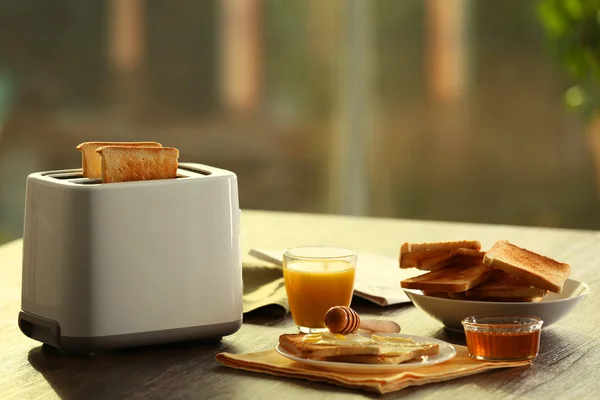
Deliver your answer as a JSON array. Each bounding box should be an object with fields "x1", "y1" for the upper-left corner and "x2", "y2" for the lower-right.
[
  {"x1": 76, "y1": 141, "x2": 180, "y2": 183},
  {"x1": 400, "y1": 240, "x2": 571, "y2": 301}
]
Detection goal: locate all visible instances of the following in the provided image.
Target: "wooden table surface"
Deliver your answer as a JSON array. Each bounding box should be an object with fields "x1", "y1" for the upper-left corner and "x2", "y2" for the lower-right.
[{"x1": 1, "y1": 210, "x2": 599, "y2": 399}]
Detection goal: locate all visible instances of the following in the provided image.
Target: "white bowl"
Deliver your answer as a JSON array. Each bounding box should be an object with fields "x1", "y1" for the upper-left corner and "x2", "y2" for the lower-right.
[{"x1": 402, "y1": 278, "x2": 590, "y2": 332}]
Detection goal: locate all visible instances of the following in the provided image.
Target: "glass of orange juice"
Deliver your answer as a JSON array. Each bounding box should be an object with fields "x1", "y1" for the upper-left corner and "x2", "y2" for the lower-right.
[{"x1": 283, "y1": 246, "x2": 357, "y2": 333}]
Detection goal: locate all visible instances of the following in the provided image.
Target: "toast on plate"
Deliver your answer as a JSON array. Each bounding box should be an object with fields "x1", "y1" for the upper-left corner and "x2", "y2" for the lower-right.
[{"x1": 279, "y1": 333, "x2": 439, "y2": 364}]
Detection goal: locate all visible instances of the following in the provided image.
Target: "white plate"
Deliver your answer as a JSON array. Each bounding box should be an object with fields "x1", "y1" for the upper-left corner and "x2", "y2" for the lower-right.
[
  {"x1": 403, "y1": 278, "x2": 590, "y2": 332},
  {"x1": 275, "y1": 333, "x2": 457, "y2": 374}
]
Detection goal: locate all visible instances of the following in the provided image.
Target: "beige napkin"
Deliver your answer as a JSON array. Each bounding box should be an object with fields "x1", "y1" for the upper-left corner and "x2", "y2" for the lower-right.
[
  {"x1": 216, "y1": 345, "x2": 531, "y2": 394},
  {"x1": 242, "y1": 262, "x2": 288, "y2": 315}
]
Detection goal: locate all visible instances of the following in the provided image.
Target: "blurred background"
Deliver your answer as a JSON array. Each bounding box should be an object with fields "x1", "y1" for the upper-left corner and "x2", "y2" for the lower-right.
[{"x1": 1, "y1": 0, "x2": 600, "y2": 245}]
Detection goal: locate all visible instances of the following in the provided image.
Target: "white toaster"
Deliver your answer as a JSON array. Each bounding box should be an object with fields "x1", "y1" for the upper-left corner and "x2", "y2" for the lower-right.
[{"x1": 18, "y1": 162, "x2": 243, "y2": 351}]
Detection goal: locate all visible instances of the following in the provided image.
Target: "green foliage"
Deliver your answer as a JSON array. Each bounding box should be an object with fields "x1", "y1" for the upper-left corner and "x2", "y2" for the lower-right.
[{"x1": 537, "y1": 0, "x2": 600, "y2": 120}]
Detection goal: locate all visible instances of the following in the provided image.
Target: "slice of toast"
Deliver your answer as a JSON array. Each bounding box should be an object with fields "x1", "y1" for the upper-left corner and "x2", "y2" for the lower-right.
[
  {"x1": 96, "y1": 146, "x2": 179, "y2": 183},
  {"x1": 279, "y1": 334, "x2": 439, "y2": 364},
  {"x1": 76, "y1": 141, "x2": 162, "y2": 178},
  {"x1": 401, "y1": 240, "x2": 481, "y2": 253},
  {"x1": 403, "y1": 252, "x2": 455, "y2": 271},
  {"x1": 279, "y1": 334, "x2": 380, "y2": 359},
  {"x1": 399, "y1": 240, "x2": 481, "y2": 270},
  {"x1": 449, "y1": 248, "x2": 486, "y2": 258},
  {"x1": 399, "y1": 250, "x2": 450, "y2": 269},
  {"x1": 464, "y1": 270, "x2": 548, "y2": 298},
  {"x1": 483, "y1": 240, "x2": 571, "y2": 293},
  {"x1": 400, "y1": 261, "x2": 494, "y2": 292},
  {"x1": 418, "y1": 254, "x2": 483, "y2": 272}
]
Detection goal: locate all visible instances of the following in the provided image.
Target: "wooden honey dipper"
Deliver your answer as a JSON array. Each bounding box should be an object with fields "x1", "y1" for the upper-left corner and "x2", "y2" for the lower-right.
[{"x1": 324, "y1": 306, "x2": 401, "y2": 335}]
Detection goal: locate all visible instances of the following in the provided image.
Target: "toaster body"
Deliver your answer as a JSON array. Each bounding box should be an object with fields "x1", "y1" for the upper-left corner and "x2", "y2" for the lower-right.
[{"x1": 19, "y1": 163, "x2": 243, "y2": 351}]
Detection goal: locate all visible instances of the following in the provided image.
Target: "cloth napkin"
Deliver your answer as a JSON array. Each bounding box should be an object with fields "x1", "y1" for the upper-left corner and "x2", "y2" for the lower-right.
[
  {"x1": 242, "y1": 261, "x2": 289, "y2": 315},
  {"x1": 215, "y1": 345, "x2": 531, "y2": 395}
]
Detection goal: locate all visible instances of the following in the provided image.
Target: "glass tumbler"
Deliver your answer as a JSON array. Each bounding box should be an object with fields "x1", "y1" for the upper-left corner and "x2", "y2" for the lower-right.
[{"x1": 283, "y1": 246, "x2": 357, "y2": 333}]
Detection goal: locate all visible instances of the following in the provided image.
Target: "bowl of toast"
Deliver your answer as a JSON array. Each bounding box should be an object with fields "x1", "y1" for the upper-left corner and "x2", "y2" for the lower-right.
[{"x1": 400, "y1": 240, "x2": 589, "y2": 332}]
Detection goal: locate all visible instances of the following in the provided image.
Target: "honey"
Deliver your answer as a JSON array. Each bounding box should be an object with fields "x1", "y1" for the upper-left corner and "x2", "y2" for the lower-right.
[{"x1": 462, "y1": 315, "x2": 543, "y2": 361}]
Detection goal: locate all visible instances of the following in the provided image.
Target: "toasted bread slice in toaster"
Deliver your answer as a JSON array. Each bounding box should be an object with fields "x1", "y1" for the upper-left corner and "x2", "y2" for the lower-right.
[
  {"x1": 483, "y1": 240, "x2": 571, "y2": 293},
  {"x1": 400, "y1": 261, "x2": 494, "y2": 292},
  {"x1": 96, "y1": 146, "x2": 179, "y2": 183},
  {"x1": 76, "y1": 141, "x2": 162, "y2": 178}
]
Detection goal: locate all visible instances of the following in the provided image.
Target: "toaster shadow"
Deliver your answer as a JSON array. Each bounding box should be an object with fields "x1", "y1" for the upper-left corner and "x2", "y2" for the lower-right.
[
  {"x1": 27, "y1": 337, "x2": 237, "y2": 400},
  {"x1": 243, "y1": 306, "x2": 289, "y2": 327}
]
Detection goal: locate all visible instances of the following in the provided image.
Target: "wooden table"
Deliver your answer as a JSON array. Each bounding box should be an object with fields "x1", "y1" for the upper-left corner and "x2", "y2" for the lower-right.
[{"x1": 1, "y1": 210, "x2": 599, "y2": 399}]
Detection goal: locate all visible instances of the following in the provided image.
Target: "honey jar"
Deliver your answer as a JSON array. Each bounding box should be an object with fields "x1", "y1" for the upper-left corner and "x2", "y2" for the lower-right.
[{"x1": 462, "y1": 315, "x2": 543, "y2": 361}]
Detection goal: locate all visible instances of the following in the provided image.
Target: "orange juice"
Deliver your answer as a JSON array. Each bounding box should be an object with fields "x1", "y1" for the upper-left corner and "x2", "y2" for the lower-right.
[{"x1": 283, "y1": 260, "x2": 356, "y2": 330}]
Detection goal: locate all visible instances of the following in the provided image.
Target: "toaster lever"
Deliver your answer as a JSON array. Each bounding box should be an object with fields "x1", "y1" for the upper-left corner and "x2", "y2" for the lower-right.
[{"x1": 18, "y1": 311, "x2": 62, "y2": 349}]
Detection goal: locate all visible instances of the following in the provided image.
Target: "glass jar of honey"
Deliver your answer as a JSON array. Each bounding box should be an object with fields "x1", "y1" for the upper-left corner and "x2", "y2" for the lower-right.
[{"x1": 462, "y1": 315, "x2": 543, "y2": 361}]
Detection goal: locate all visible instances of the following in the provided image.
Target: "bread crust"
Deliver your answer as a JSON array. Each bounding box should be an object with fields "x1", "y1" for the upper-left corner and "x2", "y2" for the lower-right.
[
  {"x1": 279, "y1": 334, "x2": 380, "y2": 359},
  {"x1": 96, "y1": 146, "x2": 179, "y2": 183},
  {"x1": 401, "y1": 240, "x2": 481, "y2": 253},
  {"x1": 76, "y1": 141, "x2": 162, "y2": 178},
  {"x1": 483, "y1": 240, "x2": 571, "y2": 293}
]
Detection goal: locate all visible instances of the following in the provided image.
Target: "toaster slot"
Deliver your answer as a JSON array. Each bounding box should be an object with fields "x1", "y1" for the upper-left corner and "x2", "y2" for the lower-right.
[
  {"x1": 42, "y1": 171, "x2": 103, "y2": 185},
  {"x1": 178, "y1": 165, "x2": 212, "y2": 176},
  {"x1": 70, "y1": 178, "x2": 103, "y2": 185},
  {"x1": 44, "y1": 171, "x2": 84, "y2": 180},
  {"x1": 46, "y1": 173, "x2": 102, "y2": 185}
]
